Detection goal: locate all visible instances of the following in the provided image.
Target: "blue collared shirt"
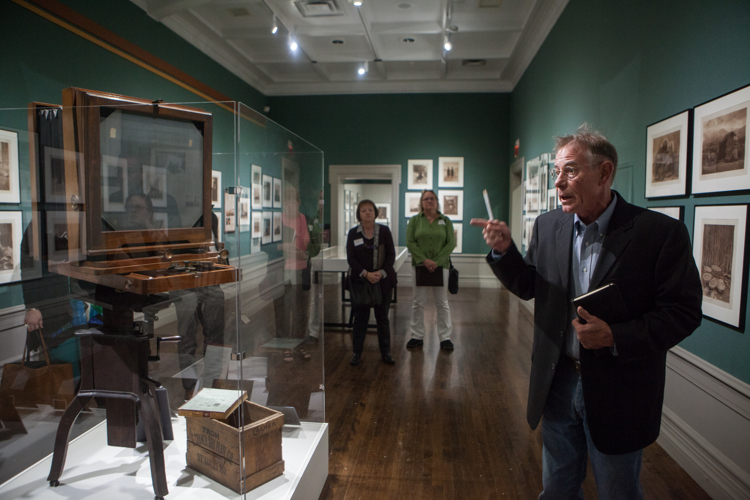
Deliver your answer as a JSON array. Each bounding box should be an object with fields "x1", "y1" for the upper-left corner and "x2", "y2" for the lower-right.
[{"x1": 566, "y1": 193, "x2": 618, "y2": 360}]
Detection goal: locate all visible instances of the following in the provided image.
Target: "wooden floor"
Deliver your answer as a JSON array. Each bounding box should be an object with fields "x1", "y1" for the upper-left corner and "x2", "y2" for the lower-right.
[{"x1": 317, "y1": 285, "x2": 711, "y2": 500}]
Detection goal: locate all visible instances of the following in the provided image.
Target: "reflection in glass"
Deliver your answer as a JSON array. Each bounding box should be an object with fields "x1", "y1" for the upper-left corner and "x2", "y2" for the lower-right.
[{"x1": 99, "y1": 110, "x2": 204, "y2": 232}]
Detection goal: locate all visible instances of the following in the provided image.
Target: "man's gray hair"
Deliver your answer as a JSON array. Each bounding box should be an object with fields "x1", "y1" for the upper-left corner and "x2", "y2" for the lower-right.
[{"x1": 554, "y1": 123, "x2": 618, "y2": 181}]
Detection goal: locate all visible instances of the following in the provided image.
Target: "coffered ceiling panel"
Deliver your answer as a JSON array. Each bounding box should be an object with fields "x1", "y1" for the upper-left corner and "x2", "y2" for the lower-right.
[{"x1": 131, "y1": 0, "x2": 568, "y2": 95}]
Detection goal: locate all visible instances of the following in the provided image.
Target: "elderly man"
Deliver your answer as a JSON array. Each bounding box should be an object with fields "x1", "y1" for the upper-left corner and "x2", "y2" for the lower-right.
[{"x1": 471, "y1": 124, "x2": 702, "y2": 498}]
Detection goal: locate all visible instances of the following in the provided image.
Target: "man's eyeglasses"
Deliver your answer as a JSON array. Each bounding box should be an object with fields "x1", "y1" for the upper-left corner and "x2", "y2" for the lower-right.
[{"x1": 549, "y1": 163, "x2": 597, "y2": 180}]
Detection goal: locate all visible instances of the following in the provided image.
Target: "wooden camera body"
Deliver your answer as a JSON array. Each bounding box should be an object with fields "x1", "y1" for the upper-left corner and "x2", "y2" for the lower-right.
[{"x1": 47, "y1": 88, "x2": 238, "y2": 294}]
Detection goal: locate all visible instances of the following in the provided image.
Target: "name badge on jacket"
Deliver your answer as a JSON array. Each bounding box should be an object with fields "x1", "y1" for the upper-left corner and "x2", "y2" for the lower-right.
[
  {"x1": 438, "y1": 220, "x2": 446, "y2": 225},
  {"x1": 354, "y1": 238, "x2": 364, "y2": 246}
]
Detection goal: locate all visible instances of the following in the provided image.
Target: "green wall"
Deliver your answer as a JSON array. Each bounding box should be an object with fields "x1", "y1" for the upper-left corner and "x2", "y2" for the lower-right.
[
  {"x1": 509, "y1": 0, "x2": 750, "y2": 383},
  {"x1": 267, "y1": 93, "x2": 510, "y2": 253}
]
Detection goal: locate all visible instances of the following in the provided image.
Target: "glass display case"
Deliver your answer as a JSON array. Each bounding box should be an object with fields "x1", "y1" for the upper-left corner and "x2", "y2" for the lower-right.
[{"x1": 0, "y1": 94, "x2": 326, "y2": 499}]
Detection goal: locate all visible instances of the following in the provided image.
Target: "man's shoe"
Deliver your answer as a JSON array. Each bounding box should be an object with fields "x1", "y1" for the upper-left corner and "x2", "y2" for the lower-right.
[
  {"x1": 406, "y1": 338, "x2": 423, "y2": 348},
  {"x1": 381, "y1": 353, "x2": 395, "y2": 365},
  {"x1": 350, "y1": 353, "x2": 361, "y2": 366},
  {"x1": 440, "y1": 340, "x2": 454, "y2": 351}
]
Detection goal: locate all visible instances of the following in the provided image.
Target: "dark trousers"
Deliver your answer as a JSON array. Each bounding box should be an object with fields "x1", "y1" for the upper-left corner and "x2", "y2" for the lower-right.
[{"x1": 352, "y1": 291, "x2": 392, "y2": 356}]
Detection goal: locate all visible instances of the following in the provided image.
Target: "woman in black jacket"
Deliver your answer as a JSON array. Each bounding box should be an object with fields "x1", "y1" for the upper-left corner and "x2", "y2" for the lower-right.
[{"x1": 346, "y1": 199, "x2": 396, "y2": 366}]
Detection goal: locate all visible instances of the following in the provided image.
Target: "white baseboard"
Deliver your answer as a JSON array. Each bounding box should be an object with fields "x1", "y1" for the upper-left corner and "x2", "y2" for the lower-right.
[{"x1": 659, "y1": 347, "x2": 750, "y2": 499}]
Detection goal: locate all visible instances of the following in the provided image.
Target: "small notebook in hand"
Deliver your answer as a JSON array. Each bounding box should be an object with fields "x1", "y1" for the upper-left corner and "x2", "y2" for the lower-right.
[
  {"x1": 415, "y1": 265, "x2": 444, "y2": 286},
  {"x1": 572, "y1": 282, "x2": 629, "y2": 324}
]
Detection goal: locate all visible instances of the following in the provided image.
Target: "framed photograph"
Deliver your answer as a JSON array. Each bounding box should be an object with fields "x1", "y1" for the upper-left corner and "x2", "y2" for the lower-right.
[
  {"x1": 522, "y1": 216, "x2": 536, "y2": 250},
  {"x1": 344, "y1": 211, "x2": 351, "y2": 233},
  {"x1": 213, "y1": 212, "x2": 222, "y2": 242},
  {"x1": 648, "y1": 206, "x2": 683, "y2": 221},
  {"x1": 0, "y1": 129, "x2": 20, "y2": 204},
  {"x1": 44, "y1": 211, "x2": 70, "y2": 264},
  {"x1": 251, "y1": 211, "x2": 261, "y2": 238},
  {"x1": 693, "y1": 204, "x2": 748, "y2": 329},
  {"x1": 262, "y1": 174, "x2": 273, "y2": 208},
  {"x1": 261, "y1": 212, "x2": 272, "y2": 244},
  {"x1": 438, "y1": 157, "x2": 464, "y2": 188},
  {"x1": 452, "y1": 222, "x2": 462, "y2": 254},
  {"x1": 251, "y1": 164, "x2": 262, "y2": 210},
  {"x1": 272, "y1": 211, "x2": 282, "y2": 242},
  {"x1": 438, "y1": 190, "x2": 463, "y2": 221},
  {"x1": 645, "y1": 110, "x2": 690, "y2": 198},
  {"x1": 377, "y1": 203, "x2": 390, "y2": 221},
  {"x1": 407, "y1": 159, "x2": 433, "y2": 190},
  {"x1": 101, "y1": 155, "x2": 128, "y2": 212},
  {"x1": 44, "y1": 147, "x2": 78, "y2": 205},
  {"x1": 405, "y1": 192, "x2": 422, "y2": 217},
  {"x1": 211, "y1": 170, "x2": 222, "y2": 209},
  {"x1": 239, "y1": 187, "x2": 250, "y2": 230},
  {"x1": 0, "y1": 211, "x2": 22, "y2": 284},
  {"x1": 273, "y1": 177, "x2": 282, "y2": 208},
  {"x1": 692, "y1": 85, "x2": 750, "y2": 194},
  {"x1": 547, "y1": 188, "x2": 558, "y2": 211},
  {"x1": 142, "y1": 165, "x2": 167, "y2": 208},
  {"x1": 251, "y1": 236, "x2": 261, "y2": 254},
  {"x1": 224, "y1": 192, "x2": 236, "y2": 233}
]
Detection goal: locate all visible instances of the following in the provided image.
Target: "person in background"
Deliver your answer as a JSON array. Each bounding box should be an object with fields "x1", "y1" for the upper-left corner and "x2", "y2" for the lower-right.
[
  {"x1": 346, "y1": 199, "x2": 396, "y2": 366},
  {"x1": 471, "y1": 124, "x2": 702, "y2": 498},
  {"x1": 405, "y1": 190, "x2": 456, "y2": 351},
  {"x1": 273, "y1": 186, "x2": 310, "y2": 361},
  {"x1": 306, "y1": 189, "x2": 325, "y2": 343}
]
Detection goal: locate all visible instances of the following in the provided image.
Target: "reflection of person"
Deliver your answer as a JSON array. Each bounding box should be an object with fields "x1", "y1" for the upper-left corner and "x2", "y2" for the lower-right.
[
  {"x1": 471, "y1": 124, "x2": 702, "y2": 498},
  {"x1": 124, "y1": 193, "x2": 155, "y2": 229},
  {"x1": 346, "y1": 200, "x2": 396, "y2": 366},
  {"x1": 173, "y1": 212, "x2": 227, "y2": 399},
  {"x1": 306, "y1": 189, "x2": 325, "y2": 342},
  {"x1": 405, "y1": 190, "x2": 456, "y2": 351},
  {"x1": 272, "y1": 186, "x2": 310, "y2": 356}
]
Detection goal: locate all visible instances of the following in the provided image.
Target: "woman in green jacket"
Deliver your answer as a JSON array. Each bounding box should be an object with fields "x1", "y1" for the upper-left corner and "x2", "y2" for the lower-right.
[{"x1": 405, "y1": 190, "x2": 456, "y2": 351}]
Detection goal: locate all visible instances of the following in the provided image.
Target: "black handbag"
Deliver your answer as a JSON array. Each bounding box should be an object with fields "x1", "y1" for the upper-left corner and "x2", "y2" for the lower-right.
[
  {"x1": 448, "y1": 259, "x2": 459, "y2": 294},
  {"x1": 348, "y1": 276, "x2": 382, "y2": 307}
]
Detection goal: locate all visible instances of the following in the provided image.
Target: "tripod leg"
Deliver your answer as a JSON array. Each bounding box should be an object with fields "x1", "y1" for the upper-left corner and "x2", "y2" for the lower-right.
[
  {"x1": 140, "y1": 381, "x2": 168, "y2": 498},
  {"x1": 47, "y1": 394, "x2": 93, "y2": 485}
]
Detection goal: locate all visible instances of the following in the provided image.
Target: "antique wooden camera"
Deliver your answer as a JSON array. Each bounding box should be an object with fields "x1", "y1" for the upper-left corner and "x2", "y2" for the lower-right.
[
  {"x1": 52, "y1": 87, "x2": 238, "y2": 294},
  {"x1": 39, "y1": 89, "x2": 240, "y2": 499}
]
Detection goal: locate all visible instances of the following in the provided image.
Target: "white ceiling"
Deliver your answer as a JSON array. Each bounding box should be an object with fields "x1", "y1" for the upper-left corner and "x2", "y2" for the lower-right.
[{"x1": 130, "y1": 0, "x2": 568, "y2": 96}]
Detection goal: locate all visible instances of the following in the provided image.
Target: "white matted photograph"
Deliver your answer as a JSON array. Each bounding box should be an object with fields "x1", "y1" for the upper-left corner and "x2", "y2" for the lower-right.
[
  {"x1": 0, "y1": 211, "x2": 22, "y2": 284},
  {"x1": 273, "y1": 177, "x2": 282, "y2": 208},
  {"x1": 692, "y1": 85, "x2": 750, "y2": 194},
  {"x1": 102, "y1": 155, "x2": 128, "y2": 212},
  {"x1": 272, "y1": 211, "x2": 282, "y2": 242},
  {"x1": 438, "y1": 157, "x2": 464, "y2": 188},
  {"x1": 646, "y1": 110, "x2": 690, "y2": 198},
  {"x1": 452, "y1": 223, "x2": 462, "y2": 254},
  {"x1": 377, "y1": 203, "x2": 390, "y2": 221},
  {"x1": 262, "y1": 211, "x2": 272, "y2": 244},
  {"x1": 142, "y1": 165, "x2": 167, "y2": 208},
  {"x1": 252, "y1": 164, "x2": 262, "y2": 210},
  {"x1": 239, "y1": 187, "x2": 250, "y2": 230},
  {"x1": 153, "y1": 212, "x2": 168, "y2": 230},
  {"x1": 251, "y1": 236, "x2": 261, "y2": 254},
  {"x1": 213, "y1": 212, "x2": 222, "y2": 242},
  {"x1": 0, "y1": 129, "x2": 20, "y2": 204},
  {"x1": 648, "y1": 206, "x2": 683, "y2": 221},
  {"x1": 262, "y1": 174, "x2": 273, "y2": 208},
  {"x1": 693, "y1": 204, "x2": 748, "y2": 329},
  {"x1": 438, "y1": 190, "x2": 463, "y2": 221},
  {"x1": 405, "y1": 192, "x2": 422, "y2": 217},
  {"x1": 407, "y1": 159, "x2": 433, "y2": 190},
  {"x1": 211, "y1": 170, "x2": 222, "y2": 209},
  {"x1": 224, "y1": 192, "x2": 236, "y2": 233},
  {"x1": 252, "y1": 211, "x2": 261, "y2": 238}
]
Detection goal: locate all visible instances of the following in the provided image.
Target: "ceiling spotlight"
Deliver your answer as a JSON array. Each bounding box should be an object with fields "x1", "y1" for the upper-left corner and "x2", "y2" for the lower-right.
[
  {"x1": 444, "y1": 34, "x2": 452, "y2": 52},
  {"x1": 353, "y1": 0, "x2": 363, "y2": 6},
  {"x1": 358, "y1": 61, "x2": 368, "y2": 75},
  {"x1": 289, "y1": 35, "x2": 298, "y2": 52},
  {"x1": 271, "y1": 15, "x2": 278, "y2": 34}
]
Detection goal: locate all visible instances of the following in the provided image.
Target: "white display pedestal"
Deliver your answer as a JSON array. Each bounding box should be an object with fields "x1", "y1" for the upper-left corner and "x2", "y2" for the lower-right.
[{"x1": 0, "y1": 417, "x2": 328, "y2": 499}]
